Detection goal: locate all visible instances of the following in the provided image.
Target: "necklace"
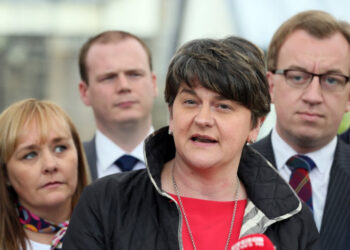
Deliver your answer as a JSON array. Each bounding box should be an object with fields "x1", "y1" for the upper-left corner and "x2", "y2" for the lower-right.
[{"x1": 172, "y1": 167, "x2": 240, "y2": 250}]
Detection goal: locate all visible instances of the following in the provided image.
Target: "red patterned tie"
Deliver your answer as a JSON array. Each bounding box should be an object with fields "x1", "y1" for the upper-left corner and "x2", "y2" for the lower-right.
[{"x1": 286, "y1": 154, "x2": 316, "y2": 212}]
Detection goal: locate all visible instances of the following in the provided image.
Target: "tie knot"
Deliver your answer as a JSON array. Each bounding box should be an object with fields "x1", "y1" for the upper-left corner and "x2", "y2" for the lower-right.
[
  {"x1": 286, "y1": 154, "x2": 316, "y2": 172},
  {"x1": 115, "y1": 155, "x2": 139, "y2": 172}
]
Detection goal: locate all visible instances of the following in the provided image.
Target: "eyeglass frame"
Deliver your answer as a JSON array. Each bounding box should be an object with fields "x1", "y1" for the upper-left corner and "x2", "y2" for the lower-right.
[{"x1": 271, "y1": 68, "x2": 350, "y2": 92}]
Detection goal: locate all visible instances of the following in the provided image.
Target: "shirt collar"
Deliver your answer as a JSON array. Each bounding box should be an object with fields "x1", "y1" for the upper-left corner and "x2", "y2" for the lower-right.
[
  {"x1": 271, "y1": 128, "x2": 337, "y2": 174},
  {"x1": 95, "y1": 127, "x2": 154, "y2": 171}
]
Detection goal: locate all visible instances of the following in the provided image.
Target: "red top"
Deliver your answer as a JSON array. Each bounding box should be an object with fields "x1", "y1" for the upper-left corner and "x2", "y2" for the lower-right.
[{"x1": 170, "y1": 194, "x2": 247, "y2": 250}]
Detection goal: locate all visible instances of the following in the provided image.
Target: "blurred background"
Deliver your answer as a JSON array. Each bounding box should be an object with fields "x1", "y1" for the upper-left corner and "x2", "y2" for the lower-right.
[{"x1": 0, "y1": 0, "x2": 349, "y2": 140}]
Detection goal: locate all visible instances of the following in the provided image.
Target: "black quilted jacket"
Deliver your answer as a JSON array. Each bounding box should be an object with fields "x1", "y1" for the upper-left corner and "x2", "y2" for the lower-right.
[{"x1": 63, "y1": 126, "x2": 320, "y2": 250}]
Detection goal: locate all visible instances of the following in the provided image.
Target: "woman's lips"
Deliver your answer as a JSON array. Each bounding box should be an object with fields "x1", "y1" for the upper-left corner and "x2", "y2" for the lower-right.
[
  {"x1": 190, "y1": 134, "x2": 218, "y2": 144},
  {"x1": 42, "y1": 181, "x2": 63, "y2": 189}
]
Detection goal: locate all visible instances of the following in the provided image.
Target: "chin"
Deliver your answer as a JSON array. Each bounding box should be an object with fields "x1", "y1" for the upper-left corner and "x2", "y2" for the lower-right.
[
  {"x1": 42, "y1": 193, "x2": 73, "y2": 207},
  {"x1": 187, "y1": 159, "x2": 219, "y2": 169}
]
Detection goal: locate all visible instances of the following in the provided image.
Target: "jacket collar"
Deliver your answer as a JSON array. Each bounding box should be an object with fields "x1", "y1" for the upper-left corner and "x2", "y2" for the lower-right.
[{"x1": 144, "y1": 126, "x2": 302, "y2": 222}]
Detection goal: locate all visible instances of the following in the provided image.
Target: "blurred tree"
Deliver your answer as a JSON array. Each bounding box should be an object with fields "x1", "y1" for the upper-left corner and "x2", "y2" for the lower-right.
[{"x1": 339, "y1": 112, "x2": 350, "y2": 134}]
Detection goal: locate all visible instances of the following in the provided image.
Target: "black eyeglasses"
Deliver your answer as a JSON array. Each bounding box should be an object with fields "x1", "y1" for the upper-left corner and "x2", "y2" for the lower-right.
[{"x1": 271, "y1": 69, "x2": 350, "y2": 92}]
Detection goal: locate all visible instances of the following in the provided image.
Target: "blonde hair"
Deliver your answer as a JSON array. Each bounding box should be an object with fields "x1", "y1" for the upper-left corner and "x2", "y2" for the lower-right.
[{"x1": 0, "y1": 98, "x2": 90, "y2": 250}]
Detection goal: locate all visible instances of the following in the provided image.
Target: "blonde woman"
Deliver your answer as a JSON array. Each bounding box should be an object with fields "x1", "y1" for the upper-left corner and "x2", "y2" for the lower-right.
[{"x1": 0, "y1": 98, "x2": 90, "y2": 250}]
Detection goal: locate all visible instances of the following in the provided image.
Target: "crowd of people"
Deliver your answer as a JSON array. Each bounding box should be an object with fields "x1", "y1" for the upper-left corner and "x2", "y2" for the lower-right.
[{"x1": 1, "y1": 9, "x2": 350, "y2": 250}]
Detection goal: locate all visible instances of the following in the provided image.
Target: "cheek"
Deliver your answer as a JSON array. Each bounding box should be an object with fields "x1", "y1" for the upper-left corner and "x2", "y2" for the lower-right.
[
  {"x1": 222, "y1": 118, "x2": 252, "y2": 142},
  {"x1": 171, "y1": 112, "x2": 187, "y2": 134},
  {"x1": 9, "y1": 170, "x2": 37, "y2": 199},
  {"x1": 92, "y1": 86, "x2": 112, "y2": 100},
  {"x1": 65, "y1": 155, "x2": 79, "y2": 188},
  {"x1": 7, "y1": 163, "x2": 33, "y2": 188}
]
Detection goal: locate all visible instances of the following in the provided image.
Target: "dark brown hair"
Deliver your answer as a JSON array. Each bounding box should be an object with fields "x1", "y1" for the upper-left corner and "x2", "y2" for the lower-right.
[{"x1": 164, "y1": 36, "x2": 270, "y2": 128}]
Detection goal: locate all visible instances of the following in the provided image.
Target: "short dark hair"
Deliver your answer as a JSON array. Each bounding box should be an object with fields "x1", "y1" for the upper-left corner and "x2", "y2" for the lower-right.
[
  {"x1": 267, "y1": 10, "x2": 350, "y2": 71},
  {"x1": 79, "y1": 30, "x2": 153, "y2": 84},
  {"x1": 164, "y1": 36, "x2": 270, "y2": 128}
]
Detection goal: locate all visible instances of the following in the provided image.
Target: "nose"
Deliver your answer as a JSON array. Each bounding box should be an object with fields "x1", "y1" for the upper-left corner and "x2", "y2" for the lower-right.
[
  {"x1": 116, "y1": 74, "x2": 131, "y2": 93},
  {"x1": 42, "y1": 150, "x2": 58, "y2": 174},
  {"x1": 301, "y1": 76, "x2": 323, "y2": 105},
  {"x1": 194, "y1": 104, "x2": 214, "y2": 127}
]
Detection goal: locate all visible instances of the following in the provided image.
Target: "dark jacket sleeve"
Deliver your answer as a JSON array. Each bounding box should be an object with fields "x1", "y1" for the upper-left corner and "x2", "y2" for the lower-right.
[{"x1": 63, "y1": 183, "x2": 106, "y2": 250}]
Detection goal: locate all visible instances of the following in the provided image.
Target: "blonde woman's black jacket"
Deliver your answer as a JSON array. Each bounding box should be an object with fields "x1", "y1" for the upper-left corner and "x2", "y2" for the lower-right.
[{"x1": 63, "y1": 126, "x2": 320, "y2": 250}]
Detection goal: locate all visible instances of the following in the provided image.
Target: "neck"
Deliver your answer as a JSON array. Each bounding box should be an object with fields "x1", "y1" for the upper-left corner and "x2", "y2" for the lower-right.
[
  {"x1": 97, "y1": 118, "x2": 151, "y2": 152},
  {"x1": 21, "y1": 201, "x2": 71, "y2": 225},
  {"x1": 162, "y1": 159, "x2": 246, "y2": 201},
  {"x1": 25, "y1": 229, "x2": 55, "y2": 245},
  {"x1": 276, "y1": 126, "x2": 334, "y2": 154}
]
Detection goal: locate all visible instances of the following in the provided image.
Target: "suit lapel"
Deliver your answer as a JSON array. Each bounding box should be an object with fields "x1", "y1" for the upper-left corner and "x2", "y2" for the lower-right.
[
  {"x1": 83, "y1": 137, "x2": 98, "y2": 181},
  {"x1": 251, "y1": 133, "x2": 277, "y2": 167},
  {"x1": 320, "y1": 139, "x2": 350, "y2": 249}
]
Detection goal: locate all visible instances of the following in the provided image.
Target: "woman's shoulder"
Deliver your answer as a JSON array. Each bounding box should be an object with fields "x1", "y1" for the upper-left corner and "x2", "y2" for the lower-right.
[
  {"x1": 82, "y1": 169, "x2": 151, "y2": 199},
  {"x1": 94, "y1": 169, "x2": 148, "y2": 185}
]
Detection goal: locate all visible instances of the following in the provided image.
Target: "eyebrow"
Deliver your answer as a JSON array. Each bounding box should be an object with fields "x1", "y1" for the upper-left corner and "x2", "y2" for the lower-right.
[
  {"x1": 287, "y1": 65, "x2": 347, "y2": 75},
  {"x1": 16, "y1": 136, "x2": 70, "y2": 152},
  {"x1": 96, "y1": 71, "x2": 118, "y2": 81},
  {"x1": 179, "y1": 87, "x2": 228, "y2": 101},
  {"x1": 96, "y1": 67, "x2": 147, "y2": 80},
  {"x1": 52, "y1": 137, "x2": 70, "y2": 144},
  {"x1": 179, "y1": 87, "x2": 196, "y2": 96}
]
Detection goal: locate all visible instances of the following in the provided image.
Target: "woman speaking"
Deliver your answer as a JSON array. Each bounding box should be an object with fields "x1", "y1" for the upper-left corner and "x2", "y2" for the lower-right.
[{"x1": 63, "y1": 36, "x2": 319, "y2": 250}]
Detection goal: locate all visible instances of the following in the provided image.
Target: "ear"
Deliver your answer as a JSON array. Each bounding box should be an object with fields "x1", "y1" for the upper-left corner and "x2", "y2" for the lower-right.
[
  {"x1": 247, "y1": 117, "x2": 265, "y2": 144},
  {"x1": 168, "y1": 106, "x2": 173, "y2": 132},
  {"x1": 78, "y1": 81, "x2": 91, "y2": 106},
  {"x1": 266, "y1": 71, "x2": 275, "y2": 103},
  {"x1": 4, "y1": 166, "x2": 11, "y2": 186},
  {"x1": 151, "y1": 73, "x2": 158, "y2": 98},
  {"x1": 346, "y1": 89, "x2": 350, "y2": 112}
]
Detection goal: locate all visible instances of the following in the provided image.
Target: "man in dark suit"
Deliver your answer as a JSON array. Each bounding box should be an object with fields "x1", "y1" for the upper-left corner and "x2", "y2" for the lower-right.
[
  {"x1": 78, "y1": 31, "x2": 158, "y2": 180},
  {"x1": 340, "y1": 127, "x2": 350, "y2": 144},
  {"x1": 252, "y1": 11, "x2": 350, "y2": 250}
]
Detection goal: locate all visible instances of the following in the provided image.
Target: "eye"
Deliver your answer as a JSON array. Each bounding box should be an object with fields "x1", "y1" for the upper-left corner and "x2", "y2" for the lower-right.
[
  {"x1": 23, "y1": 151, "x2": 37, "y2": 160},
  {"x1": 99, "y1": 74, "x2": 116, "y2": 82},
  {"x1": 183, "y1": 99, "x2": 197, "y2": 106},
  {"x1": 217, "y1": 103, "x2": 232, "y2": 110},
  {"x1": 127, "y1": 71, "x2": 143, "y2": 78},
  {"x1": 54, "y1": 145, "x2": 67, "y2": 153},
  {"x1": 286, "y1": 71, "x2": 309, "y2": 84},
  {"x1": 323, "y1": 75, "x2": 342, "y2": 85}
]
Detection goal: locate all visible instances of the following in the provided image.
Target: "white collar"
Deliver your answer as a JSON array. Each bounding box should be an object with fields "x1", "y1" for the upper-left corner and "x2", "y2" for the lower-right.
[
  {"x1": 95, "y1": 128, "x2": 154, "y2": 171},
  {"x1": 271, "y1": 128, "x2": 337, "y2": 174}
]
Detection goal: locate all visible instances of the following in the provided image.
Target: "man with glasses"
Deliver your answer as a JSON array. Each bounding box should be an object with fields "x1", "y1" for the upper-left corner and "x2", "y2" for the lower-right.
[
  {"x1": 252, "y1": 10, "x2": 350, "y2": 250},
  {"x1": 340, "y1": 128, "x2": 350, "y2": 143}
]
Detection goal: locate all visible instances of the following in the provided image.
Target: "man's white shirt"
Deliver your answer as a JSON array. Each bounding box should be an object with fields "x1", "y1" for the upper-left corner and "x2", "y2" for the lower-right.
[
  {"x1": 271, "y1": 128, "x2": 336, "y2": 231},
  {"x1": 95, "y1": 128, "x2": 154, "y2": 178}
]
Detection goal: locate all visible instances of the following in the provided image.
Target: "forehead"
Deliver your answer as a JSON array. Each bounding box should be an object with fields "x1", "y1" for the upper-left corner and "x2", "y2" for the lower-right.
[
  {"x1": 278, "y1": 30, "x2": 350, "y2": 73},
  {"x1": 86, "y1": 39, "x2": 150, "y2": 69},
  {"x1": 17, "y1": 118, "x2": 71, "y2": 145}
]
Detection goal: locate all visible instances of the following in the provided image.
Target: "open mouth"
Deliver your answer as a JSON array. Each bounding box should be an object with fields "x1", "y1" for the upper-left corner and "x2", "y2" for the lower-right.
[{"x1": 191, "y1": 135, "x2": 217, "y2": 143}]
